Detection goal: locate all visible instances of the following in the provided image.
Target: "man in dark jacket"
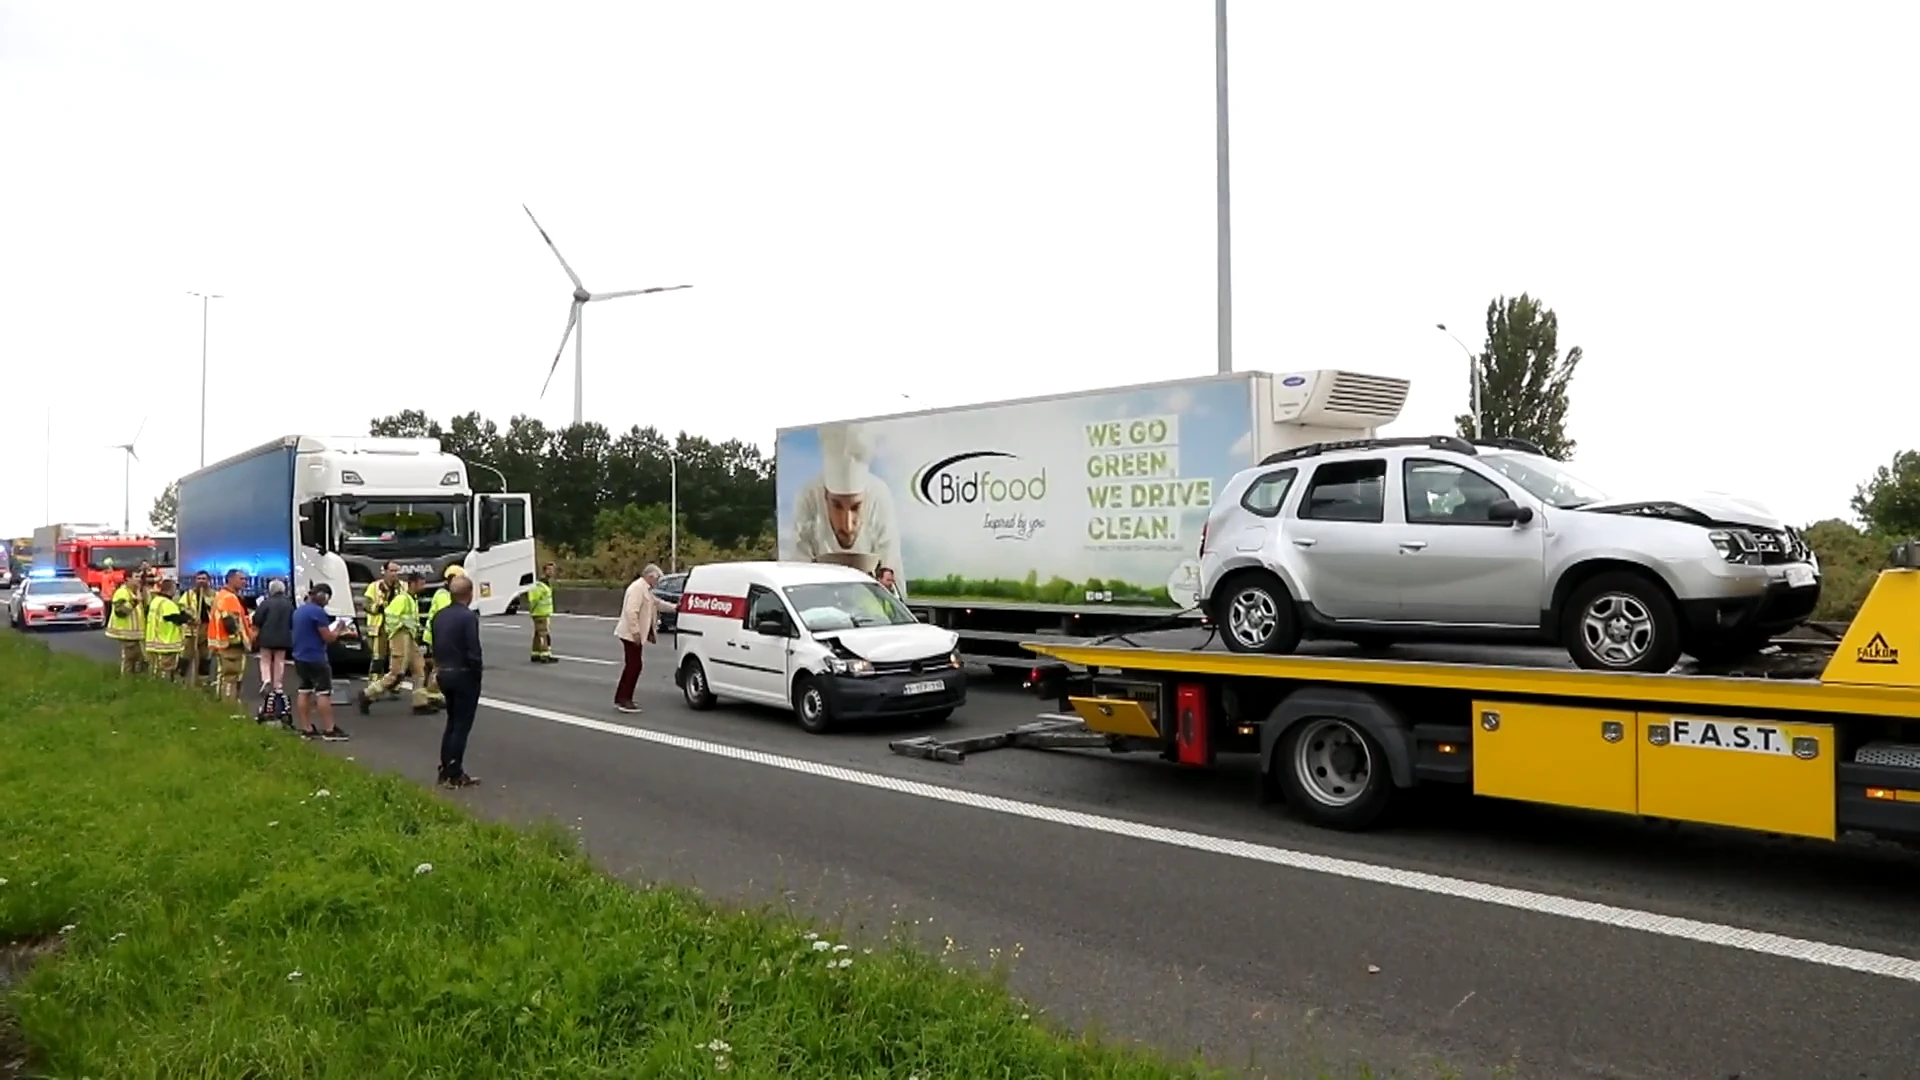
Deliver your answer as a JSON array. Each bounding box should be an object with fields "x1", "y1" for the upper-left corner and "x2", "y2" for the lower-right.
[{"x1": 429, "y1": 574, "x2": 484, "y2": 788}]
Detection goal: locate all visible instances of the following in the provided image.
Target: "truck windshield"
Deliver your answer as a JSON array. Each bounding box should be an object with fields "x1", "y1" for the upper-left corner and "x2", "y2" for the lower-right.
[
  {"x1": 153, "y1": 537, "x2": 176, "y2": 566},
  {"x1": 783, "y1": 581, "x2": 918, "y2": 631},
  {"x1": 1478, "y1": 452, "x2": 1609, "y2": 510},
  {"x1": 333, "y1": 498, "x2": 471, "y2": 554},
  {"x1": 87, "y1": 544, "x2": 158, "y2": 569}
]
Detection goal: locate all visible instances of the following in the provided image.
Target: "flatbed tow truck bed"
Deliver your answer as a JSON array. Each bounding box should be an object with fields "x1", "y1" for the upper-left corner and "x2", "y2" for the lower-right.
[{"x1": 891, "y1": 554, "x2": 1920, "y2": 845}]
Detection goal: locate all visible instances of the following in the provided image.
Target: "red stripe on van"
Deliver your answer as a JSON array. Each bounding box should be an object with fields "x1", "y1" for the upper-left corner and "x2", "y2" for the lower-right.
[{"x1": 678, "y1": 592, "x2": 747, "y2": 620}]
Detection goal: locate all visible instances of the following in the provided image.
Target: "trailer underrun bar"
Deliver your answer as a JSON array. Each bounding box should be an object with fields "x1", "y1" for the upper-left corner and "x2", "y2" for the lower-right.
[{"x1": 889, "y1": 551, "x2": 1920, "y2": 845}]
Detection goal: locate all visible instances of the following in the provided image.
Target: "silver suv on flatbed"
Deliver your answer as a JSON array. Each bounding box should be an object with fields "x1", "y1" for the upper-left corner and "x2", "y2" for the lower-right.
[{"x1": 1197, "y1": 436, "x2": 1821, "y2": 672}]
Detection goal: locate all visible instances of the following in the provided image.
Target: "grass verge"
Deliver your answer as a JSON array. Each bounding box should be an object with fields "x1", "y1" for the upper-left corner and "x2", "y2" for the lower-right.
[{"x1": 0, "y1": 632, "x2": 1222, "y2": 1079}]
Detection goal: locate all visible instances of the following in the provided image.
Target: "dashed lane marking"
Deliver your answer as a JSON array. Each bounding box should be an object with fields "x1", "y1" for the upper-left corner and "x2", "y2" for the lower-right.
[{"x1": 475, "y1": 694, "x2": 1920, "y2": 986}]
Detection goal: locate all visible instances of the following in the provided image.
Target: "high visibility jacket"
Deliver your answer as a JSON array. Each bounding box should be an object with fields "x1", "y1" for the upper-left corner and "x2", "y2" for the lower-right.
[
  {"x1": 384, "y1": 589, "x2": 421, "y2": 639},
  {"x1": 106, "y1": 584, "x2": 142, "y2": 640},
  {"x1": 145, "y1": 595, "x2": 185, "y2": 653},
  {"x1": 527, "y1": 580, "x2": 554, "y2": 618},
  {"x1": 179, "y1": 588, "x2": 212, "y2": 636},
  {"x1": 421, "y1": 588, "x2": 453, "y2": 646},
  {"x1": 364, "y1": 580, "x2": 392, "y2": 633},
  {"x1": 207, "y1": 588, "x2": 253, "y2": 650}
]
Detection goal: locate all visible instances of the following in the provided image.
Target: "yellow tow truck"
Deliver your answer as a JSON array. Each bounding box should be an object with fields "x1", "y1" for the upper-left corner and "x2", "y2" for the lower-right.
[{"x1": 891, "y1": 544, "x2": 1920, "y2": 844}]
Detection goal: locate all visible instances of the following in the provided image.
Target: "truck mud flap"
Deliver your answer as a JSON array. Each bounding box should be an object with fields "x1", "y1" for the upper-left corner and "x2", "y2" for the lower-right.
[{"x1": 888, "y1": 718, "x2": 1116, "y2": 764}]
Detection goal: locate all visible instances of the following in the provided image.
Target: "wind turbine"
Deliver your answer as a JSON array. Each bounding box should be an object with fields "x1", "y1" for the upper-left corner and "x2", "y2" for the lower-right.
[
  {"x1": 110, "y1": 416, "x2": 147, "y2": 535},
  {"x1": 522, "y1": 204, "x2": 691, "y2": 427}
]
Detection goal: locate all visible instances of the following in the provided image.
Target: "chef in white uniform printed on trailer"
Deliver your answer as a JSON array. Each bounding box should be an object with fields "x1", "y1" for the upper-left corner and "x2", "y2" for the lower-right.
[{"x1": 790, "y1": 423, "x2": 907, "y2": 599}]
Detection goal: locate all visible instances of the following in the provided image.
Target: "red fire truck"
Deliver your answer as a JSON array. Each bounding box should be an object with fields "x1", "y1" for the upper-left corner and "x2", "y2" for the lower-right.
[{"x1": 31, "y1": 524, "x2": 164, "y2": 595}]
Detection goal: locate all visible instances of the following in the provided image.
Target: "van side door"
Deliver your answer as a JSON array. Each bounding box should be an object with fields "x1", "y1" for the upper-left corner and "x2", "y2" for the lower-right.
[{"x1": 727, "y1": 585, "x2": 796, "y2": 705}]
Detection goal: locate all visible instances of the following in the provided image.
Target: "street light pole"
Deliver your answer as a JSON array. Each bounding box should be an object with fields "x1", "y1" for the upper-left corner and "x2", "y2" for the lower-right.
[
  {"x1": 469, "y1": 461, "x2": 508, "y2": 492},
  {"x1": 1215, "y1": 0, "x2": 1233, "y2": 376},
  {"x1": 667, "y1": 449, "x2": 679, "y2": 574},
  {"x1": 188, "y1": 291, "x2": 224, "y2": 468},
  {"x1": 1436, "y1": 323, "x2": 1481, "y2": 439}
]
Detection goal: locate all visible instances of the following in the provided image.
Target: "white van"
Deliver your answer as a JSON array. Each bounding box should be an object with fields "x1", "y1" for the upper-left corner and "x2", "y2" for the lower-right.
[{"x1": 672, "y1": 561, "x2": 966, "y2": 733}]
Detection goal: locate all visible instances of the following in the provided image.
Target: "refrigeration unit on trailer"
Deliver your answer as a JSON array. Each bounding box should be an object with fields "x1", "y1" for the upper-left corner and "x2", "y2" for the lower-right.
[
  {"x1": 176, "y1": 435, "x2": 536, "y2": 666},
  {"x1": 773, "y1": 370, "x2": 1410, "y2": 666}
]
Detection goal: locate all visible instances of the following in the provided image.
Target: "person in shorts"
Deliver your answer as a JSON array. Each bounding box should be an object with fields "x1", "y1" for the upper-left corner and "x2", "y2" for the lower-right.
[{"x1": 290, "y1": 583, "x2": 352, "y2": 742}]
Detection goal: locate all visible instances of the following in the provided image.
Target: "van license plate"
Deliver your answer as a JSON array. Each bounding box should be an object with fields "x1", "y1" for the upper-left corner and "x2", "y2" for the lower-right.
[{"x1": 903, "y1": 679, "x2": 944, "y2": 696}]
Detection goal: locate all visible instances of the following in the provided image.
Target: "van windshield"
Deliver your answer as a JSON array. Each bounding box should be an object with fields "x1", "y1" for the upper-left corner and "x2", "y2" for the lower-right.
[{"x1": 783, "y1": 581, "x2": 918, "y2": 631}]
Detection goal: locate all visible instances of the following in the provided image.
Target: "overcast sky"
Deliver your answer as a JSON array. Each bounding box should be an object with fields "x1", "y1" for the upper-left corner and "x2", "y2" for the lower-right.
[{"x1": 3, "y1": 1, "x2": 1913, "y2": 538}]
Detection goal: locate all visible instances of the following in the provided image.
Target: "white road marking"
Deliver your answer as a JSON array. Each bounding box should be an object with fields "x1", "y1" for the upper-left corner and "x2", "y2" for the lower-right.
[
  {"x1": 550, "y1": 612, "x2": 617, "y2": 622},
  {"x1": 476, "y1": 694, "x2": 1920, "y2": 985},
  {"x1": 554, "y1": 654, "x2": 617, "y2": 666}
]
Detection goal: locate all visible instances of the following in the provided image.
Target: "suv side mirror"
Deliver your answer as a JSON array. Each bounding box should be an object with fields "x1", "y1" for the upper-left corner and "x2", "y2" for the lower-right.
[
  {"x1": 1488, "y1": 499, "x2": 1535, "y2": 525},
  {"x1": 754, "y1": 612, "x2": 789, "y2": 636}
]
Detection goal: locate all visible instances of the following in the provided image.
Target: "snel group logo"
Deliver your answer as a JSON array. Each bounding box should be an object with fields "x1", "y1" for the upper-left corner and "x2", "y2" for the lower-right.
[{"x1": 911, "y1": 451, "x2": 1049, "y2": 507}]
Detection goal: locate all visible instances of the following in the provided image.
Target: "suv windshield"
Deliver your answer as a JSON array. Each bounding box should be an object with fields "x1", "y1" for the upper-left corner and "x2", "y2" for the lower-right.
[
  {"x1": 87, "y1": 544, "x2": 158, "y2": 570},
  {"x1": 783, "y1": 580, "x2": 917, "y2": 631},
  {"x1": 333, "y1": 498, "x2": 471, "y2": 554},
  {"x1": 1479, "y1": 452, "x2": 1608, "y2": 510}
]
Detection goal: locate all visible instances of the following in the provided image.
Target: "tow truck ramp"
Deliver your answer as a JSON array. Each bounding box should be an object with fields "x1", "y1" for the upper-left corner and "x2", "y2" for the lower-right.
[{"x1": 890, "y1": 550, "x2": 1920, "y2": 847}]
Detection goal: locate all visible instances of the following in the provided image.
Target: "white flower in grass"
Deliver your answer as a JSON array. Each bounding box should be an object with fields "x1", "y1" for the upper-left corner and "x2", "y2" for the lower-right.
[
  {"x1": 832, "y1": 944, "x2": 850, "y2": 953},
  {"x1": 703, "y1": 1039, "x2": 732, "y2": 1053},
  {"x1": 803, "y1": 932, "x2": 818, "y2": 941},
  {"x1": 312, "y1": 789, "x2": 331, "y2": 799},
  {"x1": 414, "y1": 863, "x2": 434, "y2": 876},
  {"x1": 833, "y1": 957, "x2": 852, "y2": 969},
  {"x1": 287, "y1": 970, "x2": 303, "y2": 981},
  {"x1": 58, "y1": 924, "x2": 76, "y2": 935},
  {"x1": 811, "y1": 940, "x2": 832, "y2": 952}
]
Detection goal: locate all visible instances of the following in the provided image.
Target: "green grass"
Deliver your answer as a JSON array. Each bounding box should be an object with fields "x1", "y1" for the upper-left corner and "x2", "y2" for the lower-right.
[{"x1": 0, "y1": 633, "x2": 1228, "y2": 1079}]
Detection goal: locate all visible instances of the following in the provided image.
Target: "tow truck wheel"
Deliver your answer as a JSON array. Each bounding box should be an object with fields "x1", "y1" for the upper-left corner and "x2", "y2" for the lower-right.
[
  {"x1": 1276, "y1": 715, "x2": 1393, "y2": 830},
  {"x1": 680, "y1": 657, "x2": 716, "y2": 710},
  {"x1": 1215, "y1": 571, "x2": 1301, "y2": 655},
  {"x1": 792, "y1": 674, "x2": 836, "y2": 735},
  {"x1": 1563, "y1": 571, "x2": 1683, "y2": 673}
]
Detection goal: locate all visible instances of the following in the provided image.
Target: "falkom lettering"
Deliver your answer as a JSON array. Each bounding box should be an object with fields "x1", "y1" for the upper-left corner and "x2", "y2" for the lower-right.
[{"x1": 679, "y1": 592, "x2": 748, "y2": 620}]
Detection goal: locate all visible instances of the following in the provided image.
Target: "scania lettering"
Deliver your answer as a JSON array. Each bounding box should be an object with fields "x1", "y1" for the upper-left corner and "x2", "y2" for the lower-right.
[{"x1": 175, "y1": 435, "x2": 537, "y2": 669}]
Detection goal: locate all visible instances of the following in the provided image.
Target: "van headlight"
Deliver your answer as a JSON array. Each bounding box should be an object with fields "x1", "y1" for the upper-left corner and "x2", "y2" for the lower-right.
[
  {"x1": 824, "y1": 655, "x2": 874, "y2": 676},
  {"x1": 1708, "y1": 529, "x2": 1761, "y2": 564}
]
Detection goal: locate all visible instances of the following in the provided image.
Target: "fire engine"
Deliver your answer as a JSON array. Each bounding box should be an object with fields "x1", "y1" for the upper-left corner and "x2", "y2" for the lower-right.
[{"x1": 31, "y1": 523, "x2": 166, "y2": 596}]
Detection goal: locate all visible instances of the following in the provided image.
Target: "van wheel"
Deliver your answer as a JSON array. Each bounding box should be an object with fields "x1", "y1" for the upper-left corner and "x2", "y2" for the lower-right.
[
  {"x1": 680, "y1": 657, "x2": 716, "y2": 710},
  {"x1": 792, "y1": 675, "x2": 836, "y2": 734},
  {"x1": 1563, "y1": 571, "x2": 1682, "y2": 673},
  {"x1": 1214, "y1": 571, "x2": 1301, "y2": 655},
  {"x1": 1275, "y1": 716, "x2": 1394, "y2": 830}
]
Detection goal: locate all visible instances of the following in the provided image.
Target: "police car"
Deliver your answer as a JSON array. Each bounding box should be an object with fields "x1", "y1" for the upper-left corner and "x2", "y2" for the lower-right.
[{"x1": 8, "y1": 570, "x2": 107, "y2": 631}]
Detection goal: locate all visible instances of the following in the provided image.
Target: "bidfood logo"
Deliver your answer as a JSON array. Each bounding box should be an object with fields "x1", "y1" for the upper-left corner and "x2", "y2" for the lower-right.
[{"x1": 912, "y1": 450, "x2": 1048, "y2": 507}]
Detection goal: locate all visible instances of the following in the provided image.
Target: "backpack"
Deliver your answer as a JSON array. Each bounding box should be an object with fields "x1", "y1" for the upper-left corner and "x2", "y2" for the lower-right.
[{"x1": 256, "y1": 687, "x2": 292, "y2": 724}]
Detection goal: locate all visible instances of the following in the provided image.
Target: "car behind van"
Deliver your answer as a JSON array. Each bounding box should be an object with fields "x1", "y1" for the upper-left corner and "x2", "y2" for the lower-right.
[{"x1": 672, "y1": 561, "x2": 966, "y2": 733}]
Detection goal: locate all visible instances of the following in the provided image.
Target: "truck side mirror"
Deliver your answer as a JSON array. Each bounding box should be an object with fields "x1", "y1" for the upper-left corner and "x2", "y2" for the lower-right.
[{"x1": 1487, "y1": 499, "x2": 1535, "y2": 526}]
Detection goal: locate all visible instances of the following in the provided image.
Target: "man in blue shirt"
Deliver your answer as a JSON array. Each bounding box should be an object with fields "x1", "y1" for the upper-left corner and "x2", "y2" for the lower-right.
[
  {"x1": 429, "y1": 573, "x2": 484, "y2": 787},
  {"x1": 290, "y1": 583, "x2": 352, "y2": 742}
]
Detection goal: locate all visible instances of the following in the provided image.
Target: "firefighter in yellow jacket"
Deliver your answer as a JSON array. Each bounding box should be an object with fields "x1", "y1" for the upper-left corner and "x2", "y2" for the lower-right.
[
  {"x1": 527, "y1": 562, "x2": 557, "y2": 663},
  {"x1": 363, "y1": 561, "x2": 400, "y2": 678},
  {"x1": 356, "y1": 572, "x2": 435, "y2": 714},
  {"x1": 144, "y1": 578, "x2": 188, "y2": 681},
  {"x1": 418, "y1": 564, "x2": 462, "y2": 708},
  {"x1": 178, "y1": 570, "x2": 215, "y2": 688},
  {"x1": 105, "y1": 577, "x2": 144, "y2": 674}
]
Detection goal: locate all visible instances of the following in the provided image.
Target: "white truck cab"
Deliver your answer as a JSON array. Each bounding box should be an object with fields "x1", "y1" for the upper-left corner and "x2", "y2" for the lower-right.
[{"x1": 673, "y1": 561, "x2": 966, "y2": 733}]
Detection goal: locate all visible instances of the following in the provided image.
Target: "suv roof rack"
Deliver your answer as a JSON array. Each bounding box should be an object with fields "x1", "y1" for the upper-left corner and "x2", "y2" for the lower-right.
[
  {"x1": 1469, "y1": 436, "x2": 1549, "y2": 457},
  {"x1": 1259, "y1": 435, "x2": 1477, "y2": 467}
]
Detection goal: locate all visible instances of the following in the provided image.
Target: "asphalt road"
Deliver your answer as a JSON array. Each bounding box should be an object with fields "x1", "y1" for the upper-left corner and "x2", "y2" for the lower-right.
[{"x1": 13, "y1": 603, "x2": 1920, "y2": 1079}]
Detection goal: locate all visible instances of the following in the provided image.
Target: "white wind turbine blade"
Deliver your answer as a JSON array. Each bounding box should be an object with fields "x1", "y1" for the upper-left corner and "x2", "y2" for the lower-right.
[
  {"x1": 130, "y1": 414, "x2": 148, "y2": 447},
  {"x1": 522, "y1": 204, "x2": 585, "y2": 291},
  {"x1": 539, "y1": 301, "x2": 582, "y2": 400},
  {"x1": 589, "y1": 284, "x2": 692, "y2": 301}
]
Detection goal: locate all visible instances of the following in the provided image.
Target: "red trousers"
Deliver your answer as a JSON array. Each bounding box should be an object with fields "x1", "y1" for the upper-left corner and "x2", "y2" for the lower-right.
[{"x1": 614, "y1": 638, "x2": 645, "y2": 704}]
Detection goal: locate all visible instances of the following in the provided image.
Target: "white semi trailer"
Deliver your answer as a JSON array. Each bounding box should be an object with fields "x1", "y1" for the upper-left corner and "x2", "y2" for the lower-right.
[
  {"x1": 774, "y1": 369, "x2": 1409, "y2": 667},
  {"x1": 176, "y1": 435, "x2": 537, "y2": 668}
]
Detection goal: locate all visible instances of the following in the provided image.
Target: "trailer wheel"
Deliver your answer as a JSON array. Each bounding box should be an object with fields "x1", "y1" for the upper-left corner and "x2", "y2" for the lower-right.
[
  {"x1": 680, "y1": 657, "x2": 716, "y2": 710},
  {"x1": 1214, "y1": 571, "x2": 1301, "y2": 655},
  {"x1": 1563, "y1": 571, "x2": 1682, "y2": 673},
  {"x1": 792, "y1": 674, "x2": 836, "y2": 734},
  {"x1": 1277, "y1": 716, "x2": 1393, "y2": 830}
]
